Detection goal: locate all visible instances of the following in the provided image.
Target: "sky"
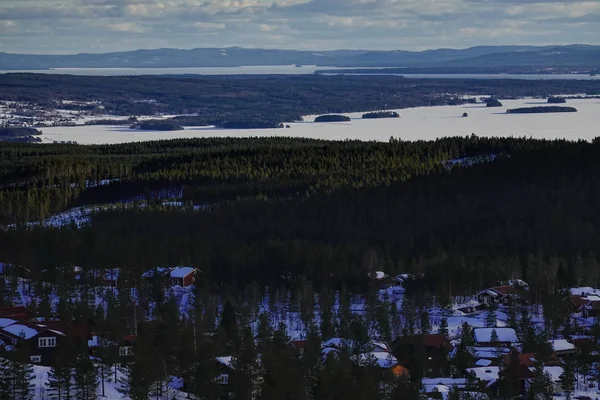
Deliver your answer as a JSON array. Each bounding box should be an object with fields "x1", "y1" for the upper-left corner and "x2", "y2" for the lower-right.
[{"x1": 0, "y1": 0, "x2": 599, "y2": 54}]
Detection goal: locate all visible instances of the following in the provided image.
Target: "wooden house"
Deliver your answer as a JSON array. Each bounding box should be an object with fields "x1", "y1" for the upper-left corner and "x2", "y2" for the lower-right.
[
  {"x1": 169, "y1": 267, "x2": 197, "y2": 287},
  {"x1": 393, "y1": 334, "x2": 452, "y2": 377},
  {"x1": 0, "y1": 320, "x2": 66, "y2": 366},
  {"x1": 472, "y1": 328, "x2": 518, "y2": 347}
]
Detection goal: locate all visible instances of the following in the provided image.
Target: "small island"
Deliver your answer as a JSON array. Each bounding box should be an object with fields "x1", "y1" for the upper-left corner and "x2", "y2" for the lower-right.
[
  {"x1": 485, "y1": 98, "x2": 503, "y2": 107},
  {"x1": 547, "y1": 97, "x2": 567, "y2": 104},
  {"x1": 314, "y1": 115, "x2": 351, "y2": 123},
  {"x1": 131, "y1": 121, "x2": 184, "y2": 131},
  {"x1": 506, "y1": 106, "x2": 577, "y2": 114},
  {"x1": 0, "y1": 127, "x2": 43, "y2": 143},
  {"x1": 362, "y1": 111, "x2": 400, "y2": 119}
]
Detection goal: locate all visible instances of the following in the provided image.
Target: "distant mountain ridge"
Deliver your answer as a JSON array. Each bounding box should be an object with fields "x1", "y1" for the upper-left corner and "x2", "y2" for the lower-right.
[{"x1": 0, "y1": 45, "x2": 598, "y2": 70}]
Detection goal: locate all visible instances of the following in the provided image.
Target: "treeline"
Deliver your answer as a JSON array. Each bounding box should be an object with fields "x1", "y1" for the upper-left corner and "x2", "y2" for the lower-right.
[{"x1": 2, "y1": 74, "x2": 600, "y2": 120}]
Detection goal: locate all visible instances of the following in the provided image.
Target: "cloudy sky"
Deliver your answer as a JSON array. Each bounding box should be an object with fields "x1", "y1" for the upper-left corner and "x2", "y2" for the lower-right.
[{"x1": 0, "y1": 0, "x2": 599, "y2": 54}]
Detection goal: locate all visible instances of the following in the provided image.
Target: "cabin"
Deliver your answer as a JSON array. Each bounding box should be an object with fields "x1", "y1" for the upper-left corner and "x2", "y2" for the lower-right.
[
  {"x1": 477, "y1": 284, "x2": 528, "y2": 306},
  {"x1": 565, "y1": 292, "x2": 600, "y2": 317},
  {"x1": 393, "y1": 334, "x2": 452, "y2": 377},
  {"x1": 550, "y1": 339, "x2": 576, "y2": 357},
  {"x1": 169, "y1": 267, "x2": 197, "y2": 287},
  {"x1": 0, "y1": 320, "x2": 66, "y2": 365},
  {"x1": 290, "y1": 340, "x2": 307, "y2": 356},
  {"x1": 215, "y1": 356, "x2": 235, "y2": 398},
  {"x1": 103, "y1": 268, "x2": 121, "y2": 287},
  {"x1": 119, "y1": 334, "x2": 136, "y2": 360},
  {"x1": 472, "y1": 327, "x2": 518, "y2": 347}
]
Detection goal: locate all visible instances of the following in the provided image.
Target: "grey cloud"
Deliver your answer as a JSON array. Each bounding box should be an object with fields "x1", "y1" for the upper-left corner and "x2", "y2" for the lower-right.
[{"x1": 0, "y1": 0, "x2": 598, "y2": 53}]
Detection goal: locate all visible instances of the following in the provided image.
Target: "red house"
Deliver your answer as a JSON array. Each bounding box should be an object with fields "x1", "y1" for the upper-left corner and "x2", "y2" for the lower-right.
[{"x1": 169, "y1": 267, "x2": 197, "y2": 287}]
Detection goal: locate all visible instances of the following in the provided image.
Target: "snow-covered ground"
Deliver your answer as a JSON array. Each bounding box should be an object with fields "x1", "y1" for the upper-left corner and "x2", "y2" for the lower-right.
[
  {"x1": 26, "y1": 362, "x2": 189, "y2": 400},
  {"x1": 33, "y1": 98, "x2": 600, "y2": 145}
]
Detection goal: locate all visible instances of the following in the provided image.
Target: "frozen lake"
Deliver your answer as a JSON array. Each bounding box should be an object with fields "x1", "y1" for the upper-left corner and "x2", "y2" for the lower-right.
[{"x1": 38, "y1": 98, "x2": 600, "y2": 145}]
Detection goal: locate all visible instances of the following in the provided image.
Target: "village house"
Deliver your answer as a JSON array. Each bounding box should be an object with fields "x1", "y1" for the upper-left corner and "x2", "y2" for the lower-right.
[
  {"x1": 565, "y1": 290, "x2": 600, "y2": 318},
  {"x1": 550, "y1": 339, "x2": 576, "y2": 357},
  {"x1": 216, "y1": 356, "x2": 234, "y2": 393},
  {"x1": 141, "y1": 266, "x2": 199, "y2": 287},
  {"x1": 322, "y1": 337, "x2": 408, "y2": 376},
  {"x1": 450, "y1": 346, "x2": 510, "y2": 367},
  {"x1": 290, "y1": 339, "x2": 307, "y2": 355},
  {"x1": 393, "y1": 333, "x2": 452, "y2": 377},
  {"x1": 476, "y1": 285, "x2": 528, "y2": 306},
  {"x1": 472, "y1": 327, "x2": 518, "y2": 347},
  {"x1": 0, "y1": 320, "x2": 66, "y2": 366},
  {"x1": 170, "y1": 267, "x2": 198, "y2": 287}
]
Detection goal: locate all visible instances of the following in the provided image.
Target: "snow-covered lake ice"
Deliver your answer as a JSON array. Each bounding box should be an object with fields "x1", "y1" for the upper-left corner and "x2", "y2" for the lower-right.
[{"x1": 38, "y1": 98, "x2": 600, "y2": 145}]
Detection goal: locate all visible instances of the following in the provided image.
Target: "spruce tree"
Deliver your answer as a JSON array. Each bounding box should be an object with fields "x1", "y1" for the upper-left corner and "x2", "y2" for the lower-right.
[
  {"x1": 73, "y1": 349, "x2": 98, "y2": 400},
  {"x1": 560, "y1": 360, "x2": 576, "y2": 400},
  {"x1": 10, "y1": 338, "x2": 35, "y2": 400},
  {"x1": 485, "y1": 302, "x2": 498, "y2": 328},
  {"x1": 529, "y1": 361, "x2": 554, "y2": 400}
]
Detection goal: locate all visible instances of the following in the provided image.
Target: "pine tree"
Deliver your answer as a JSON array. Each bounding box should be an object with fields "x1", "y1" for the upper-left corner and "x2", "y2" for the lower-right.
[
  {"x1": 73, "y1": 350, "x2": 98, "y2": 400},
  {"x1": 0, "y1": 355, "x2": 11, "y2": 399},
  {"x1": 498, "y1": 350, "x2": 520, "y2": 399},
  {"x1": 560, "y1": 360, "x2": 576, "y2": 400},
  {"x1": 10, "y1": 339, "x2": 35, "y2": 400},
  {"x1": 485, "y1": 303, "x2": 498, "y2": 328},
  {"x1": 438, "y1": 317, "x2": 449, "y2": 339},
  {"x1": 529, "y1": 361, "x2": 554, "y2": 400},
  {"x1": 232, "y1": 326, "x2": 260, "y2": 400}
]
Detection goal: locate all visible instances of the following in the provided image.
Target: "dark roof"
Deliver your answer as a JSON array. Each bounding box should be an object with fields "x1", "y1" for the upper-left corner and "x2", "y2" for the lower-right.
[
  {"x1": 395, "y1": 334, "x2": 451, "y2": 349},
  {"x1": 572, "y1": 337, "x2": 595, "y2": 349},
  {"x1": 503, "y1": 352, "x2": 537, "y2": 367},
  {"x1": 0, "y1": 306, "x2": 30, "y2": 319},
  {"x1": 569, "y1": 296, "x2": 591, "y2": 308},
  {"x1": 291, "y1": 340, "x2": 307, "y2": 349},
  {"x1": 491, "y1": 286, "x2": 514, "y2": 295},
  {"x1": 123, "y1": 334, "x2": 137, "y2": 343},
  {"x1": 39, "y1": 320, "x2": 91, "y2": 340}
]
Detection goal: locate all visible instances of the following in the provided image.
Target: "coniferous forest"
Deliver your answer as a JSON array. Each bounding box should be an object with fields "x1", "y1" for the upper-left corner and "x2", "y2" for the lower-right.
[{"x1": 1, "y1": 75, "x2": 600, "y2": 399}]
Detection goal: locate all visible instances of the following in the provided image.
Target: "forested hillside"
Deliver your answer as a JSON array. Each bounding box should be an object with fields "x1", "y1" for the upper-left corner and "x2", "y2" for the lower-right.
[
  {"x1": 2, "y1": 135, "x2": 600, "y2": 399},
  {"x1": 1, "y1": 135, "x2": 599, "y2": 296}
]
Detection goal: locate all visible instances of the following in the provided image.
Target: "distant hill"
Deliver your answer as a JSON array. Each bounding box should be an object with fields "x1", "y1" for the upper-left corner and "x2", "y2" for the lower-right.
[{"x1": 0, "y1": 45, "x2": 598, "y2": 70}]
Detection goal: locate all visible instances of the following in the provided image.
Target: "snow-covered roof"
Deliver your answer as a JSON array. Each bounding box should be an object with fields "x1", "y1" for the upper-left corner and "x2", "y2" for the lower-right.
[
  {"x1": 476, "y1": 359, "x2": 492, "y2": 367},
  {"x1": 0, "y1": 318, "x2": 17, "y2": 328},
  {"x1": 473, "y1": 328, "x2": 518, "y2": 344},
  {"x1": 357, "y1": 351, "x2": 398, "y2": 368},
  {"x1": 170, "y1": 267, "x2": 195, "y2": 278},
  {"x1": 528, "y1": 366, "x2": 564, "y2": 382},
  {"x1": 323, "y1": 338, "x2": 356, "y2": 349},
  {"x1": 467, "y1": 366, "x2": 500, "y2": 382},
  {"x1": 570, "y1": 287, "x2": 599, "y2": 296},
  {"x1": 2, "y1": 324, "x2": 40, "y2": 340},
  {"x1": 550, "y1": 339, "x2": 575, "y2": 352},
  {"x1": 422, "y1": 378, "x2": 467, "y2": 388},
  {"x1": 507, "y1": 279, "x2": 529, "y2": 288},
  {"x1": 450, "y1": 346, "x2": 510, "y2": 360},
  {"x1": 88, "y1": 335, "x2": 99, "y2": 348},
  {"x1": 216, "y1": 356, "x2": 234, "y2": 369},
  {"x1": 371, "y1": 342, "x2": 391, "y2": 353}
]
